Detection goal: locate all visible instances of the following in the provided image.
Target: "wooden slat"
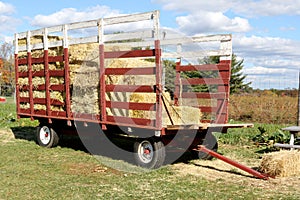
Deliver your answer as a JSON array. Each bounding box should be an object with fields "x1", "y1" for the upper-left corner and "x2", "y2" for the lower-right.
[
  {"x1": 182, "y1": 92, "x2": 226, "y2": 99},
  {"x1": 22, "y1": 84, "x2": 64, "y2": 91},
  {"x1": 104, "y1": 49, "x2": 155, "y2": 59},
  {"x1": 106, "y1": 85, "x2": 154, "y2": 93},
  {"x1": 31, "y1": 70, "x2": 64, "y2": 77},
  {"x1": 106, "y1": 115, "x2": 155, "y2": 127},
  {"x1": 18, "y1": 56, "x2": 64, "y2": 65},
  {"x1": 179, "y1": 64, "x2": 229, "y2": 72},
  {"x1": 106, "y1": 101, "x2": 155, "y2": 111},
  {"x1": 19, "y1": 97, "x2": 64, "y2": 106},
  {"x1": 199, "y1": 106, "x2": 218, "y2": 113},
  {"x1": 105, "y1": 67, "x2": 155, "y2": 75},
  {"x1": 178, "y1": 78, "x2": 229, "y2": 85}
]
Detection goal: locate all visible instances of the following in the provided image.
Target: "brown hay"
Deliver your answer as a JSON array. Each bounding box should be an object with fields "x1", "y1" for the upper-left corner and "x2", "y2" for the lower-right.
[
  {"x1": 129, "y1": 92, "x2": 202, "y2": 126},
  {"x1": 259, "y1": 150, "x2": 300, "y2": 177}
]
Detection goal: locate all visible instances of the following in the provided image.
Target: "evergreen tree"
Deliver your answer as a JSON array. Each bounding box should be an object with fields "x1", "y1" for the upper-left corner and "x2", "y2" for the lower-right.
[{"x1": 229, "y1": 54, "x2": 252, "y2": 94}]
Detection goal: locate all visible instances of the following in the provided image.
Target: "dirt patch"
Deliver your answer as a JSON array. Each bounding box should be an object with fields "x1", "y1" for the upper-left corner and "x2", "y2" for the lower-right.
[
  {"x1": 0, "y1": 129, "x2": 15, "y2": 143},
  {"x1": 171, "y1": 159, "x2": 300, "y2": 196},
  {"x1": 63, "y1": 162, "x2": 122, "y2": 176}
]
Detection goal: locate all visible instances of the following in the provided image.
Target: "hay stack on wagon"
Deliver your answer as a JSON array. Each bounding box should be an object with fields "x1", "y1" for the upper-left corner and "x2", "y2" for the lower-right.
[
  {"x1": 259, "y1": 150, "x2": 300, "y2": 177},
  {"x1": 17, "y1": 35, "x2": 203, "y2": 125},
  {"x1": 129, "y1": 92, "x2": 202, "y2": 126}
]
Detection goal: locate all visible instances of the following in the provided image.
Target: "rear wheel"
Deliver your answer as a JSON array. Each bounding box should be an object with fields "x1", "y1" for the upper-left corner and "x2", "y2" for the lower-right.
[
  {"x1": 36, "y1": 125, "x2": 59, "y2": 148},
  {"x1": 134, "y1": 138, "x2": 165, "y2": 169}
]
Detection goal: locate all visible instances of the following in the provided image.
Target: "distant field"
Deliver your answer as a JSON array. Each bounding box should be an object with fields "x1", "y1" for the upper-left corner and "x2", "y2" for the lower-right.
[{"x1": 229, "y1": 93, "x2": 298, "y2": 125}]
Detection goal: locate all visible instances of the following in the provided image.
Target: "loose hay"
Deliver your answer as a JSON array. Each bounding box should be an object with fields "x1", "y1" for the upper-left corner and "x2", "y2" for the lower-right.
[{"x1": 259, "y1": 150, "x2": 300, "y2": 177}]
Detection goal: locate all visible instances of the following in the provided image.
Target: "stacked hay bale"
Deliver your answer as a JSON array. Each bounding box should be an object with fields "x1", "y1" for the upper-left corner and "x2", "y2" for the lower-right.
[
  {"x1": 18, "y1": 35, "x2": 65, "y2": 110},
  {"x1": 129, "y1": 92, "x2": 202, "y2": 126},
  {"x1": 259, "y1": 150, "x2": 300, "y2": 177},
  {"x1": 17, "y1": 36, "x2": 202, "y2": 125}
]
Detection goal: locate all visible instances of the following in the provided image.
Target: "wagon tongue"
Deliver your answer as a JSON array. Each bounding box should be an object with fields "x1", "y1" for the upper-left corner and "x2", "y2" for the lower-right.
[{"x1": 194, "y1": 145, "x2": 274, "y2": 180}]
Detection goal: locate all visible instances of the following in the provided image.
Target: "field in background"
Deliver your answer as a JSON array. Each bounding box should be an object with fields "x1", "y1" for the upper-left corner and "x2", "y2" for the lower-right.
[{"x1": 229, "y1": 91, "x2": 298, "y2": 125}]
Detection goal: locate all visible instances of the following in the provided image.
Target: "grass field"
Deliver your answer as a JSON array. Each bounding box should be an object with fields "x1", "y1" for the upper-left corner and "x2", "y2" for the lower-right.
[{"x1": 1, "y1": 97, "x2": 300, "y2": 199}]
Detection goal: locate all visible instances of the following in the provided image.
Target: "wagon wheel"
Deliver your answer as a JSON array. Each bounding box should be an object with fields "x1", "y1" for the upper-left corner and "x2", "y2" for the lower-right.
[
  {"x1": 194, "y1": 132, "x2": 218, "y2": 160},
  {"x1": 36, "y1": 124, "x2": 59, "y2": 148},
  {"x1": 134, "y1": 138, "x2": 166, "y2": 169}
]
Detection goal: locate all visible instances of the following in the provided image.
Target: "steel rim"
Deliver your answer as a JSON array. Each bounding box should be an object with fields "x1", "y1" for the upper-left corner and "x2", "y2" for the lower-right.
[
  {"x1": 137, "y1": 140, "x2": 154, "y2": 164},
  {"x1": 39, "y1": 126, "x2": 51, "y2": 145}
]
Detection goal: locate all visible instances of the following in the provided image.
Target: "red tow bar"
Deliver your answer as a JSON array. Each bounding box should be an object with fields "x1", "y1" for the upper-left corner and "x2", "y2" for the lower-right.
[{"x1": 194, "y1": 145, "x2": 273, "y2": 180}]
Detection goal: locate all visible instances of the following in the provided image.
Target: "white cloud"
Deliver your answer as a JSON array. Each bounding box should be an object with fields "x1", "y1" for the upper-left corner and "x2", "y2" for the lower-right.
[
  {"x1": 234, "y1": 0, "x2": 300, "y2": 17},
  {"x1": 176, "y1": 12, "x2": 251, "y2": 34},
  {"x1": 234, "y1": 35, "x2": 300, "y2": 59},
  {"x1": 154, "y1": 0, "x2": 300, "y2": 17},
  {"x1": 0, "y1": 2, "x2": 20, "y2": 35},
  {"x1": 153, "y1": 0, "x2": 232, "y2": 13},
  {"x1": 31, "y1": 5, "x2": 121, "y2": 27},
  {"x1": 0, "y1": 1, "x2": 15, "y2": 15},
  {"x1": 243, "y1": 66, "x2": 292, "y2": 75}
]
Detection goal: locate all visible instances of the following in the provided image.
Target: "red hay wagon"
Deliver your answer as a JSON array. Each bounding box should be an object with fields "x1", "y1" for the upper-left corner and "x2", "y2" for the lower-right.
[{"x1": 14, "y1": 10, "x2": 253, "y2": 169}]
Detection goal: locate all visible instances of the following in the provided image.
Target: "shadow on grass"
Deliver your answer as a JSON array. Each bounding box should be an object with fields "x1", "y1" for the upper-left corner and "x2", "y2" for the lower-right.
[
  {"x1": 191, "y1": 162, "x2": 258, "y2": 179},
  {"x1": 10, "y1": 126, "x2": 138, "y2": 166},
  {"x1": 9, "y1": 126, "x2": 210, "y2": 170},
  {"x1": 11, "y1": 126, "x2": 36, "y2": 142}
]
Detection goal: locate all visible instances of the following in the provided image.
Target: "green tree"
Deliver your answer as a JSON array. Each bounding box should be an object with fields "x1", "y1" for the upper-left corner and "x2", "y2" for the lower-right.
[{"x1": 229, "y1": 54, "x2": 252, "y2": 94}]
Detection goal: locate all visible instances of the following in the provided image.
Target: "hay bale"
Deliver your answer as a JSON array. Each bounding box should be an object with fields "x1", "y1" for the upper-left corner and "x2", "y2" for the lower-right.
[
  {"x1": 259, "y1": 150, "x2": 300, "y2": 177},
  {"x1": 129, "y1": 92, "x2": 202, "y2": 126}
]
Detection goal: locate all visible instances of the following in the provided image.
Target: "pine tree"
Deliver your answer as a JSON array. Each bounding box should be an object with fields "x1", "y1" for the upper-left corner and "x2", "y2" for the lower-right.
[{"x1": 230, "y1": 54, "x2": 252, "y2": 94}]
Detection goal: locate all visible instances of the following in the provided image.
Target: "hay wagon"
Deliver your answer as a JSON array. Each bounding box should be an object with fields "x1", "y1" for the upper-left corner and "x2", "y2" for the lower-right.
[{"x1": 14, "y1": 10, "x2": 252, "y2": 169}]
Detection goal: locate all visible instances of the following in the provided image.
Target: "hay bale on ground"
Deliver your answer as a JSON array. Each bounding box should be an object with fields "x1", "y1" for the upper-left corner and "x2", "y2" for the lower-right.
[{"x1": 259, "y1": 150, "x2": 300, "y2": 177}]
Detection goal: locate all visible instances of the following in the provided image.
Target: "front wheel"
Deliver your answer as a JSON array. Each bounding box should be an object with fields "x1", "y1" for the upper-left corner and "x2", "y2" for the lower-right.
[
  {"x1": 36, "y1": 125, "x2": 59, "y2": 148},
  {"x1": 134, "y1": 138, "x2": 165, "y2": 169}
]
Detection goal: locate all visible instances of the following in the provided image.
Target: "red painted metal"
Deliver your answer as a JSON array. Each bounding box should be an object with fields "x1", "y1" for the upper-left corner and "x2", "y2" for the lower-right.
[
  {"x1": 174, "y1": 60, "x2": 181, "y2": 106},
  {"x1": 106, "y1": 101, "x2": 156, "y2": 111},
  {"x1": 179, "y1": 64, "x2": 229, "y2": 72},
  {"x1": 173, "y1": 59, "x2": 231, "y2": 124},
  {"x1": 104, "y1": 49, "x2": 155, "y2": 59},
  {"x1": 19, "y1": 97, "x2": 64, "y2": 106},
  {"x1": 27, "y1": 52, "x2": 34, "y2": 120},
  {"x1": 14, "y1": 54, "x2": 20, "y2": 117},
  {"x1": 18, "y1": 56, "x2": 63, "y2": 65},
  {"x1": 177, "y1": 78, "x2": 230, "y2": 85},
  {"x1": 182, "y1": 92, "x2": 226, "y2": 99},
  {"x1": 194, "y1": 145, "x2": 271, "y2": 180},
  {"x1": 99, "y1": 44, "x2": 107, "y2": 126},
  {"x1": 155, "y1": 40, "x2": 162, "y2": 130},
  {"x1": 105, "y1": 67, "x2": 156, "y2": 75},
  {"x1": 106, "y1": 115, "x2": 155, "y2": 127},
  {"x1": 106, "y1": 85, "x2": 154, "y2": 93},
  {"x1": 21, "y1": 84, "x2": 65, "y2": 92},
  {"x1": 44, "y1": 50, "x2": 51, "y2": 122},
  {"x1": 63, "y1": 48, "x2": 71, "y2": 122}
]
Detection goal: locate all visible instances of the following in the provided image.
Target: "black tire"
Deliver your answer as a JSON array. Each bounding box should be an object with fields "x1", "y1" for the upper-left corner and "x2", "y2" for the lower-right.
[
  {"x1": 36, "y1": 125, "x2": 59, "y2": 148},
  {"x1": 134, "y1": 138, "x2": 165, "y2": 169},
  {"x1": 195, "y1": 133, "x2": 218, "y2": 160}
]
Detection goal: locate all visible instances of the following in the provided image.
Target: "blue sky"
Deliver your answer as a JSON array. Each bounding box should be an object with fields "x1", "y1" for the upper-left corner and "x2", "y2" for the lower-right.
[{"x1": 1, "y1": 0, "x2": 300, "y2": 89}]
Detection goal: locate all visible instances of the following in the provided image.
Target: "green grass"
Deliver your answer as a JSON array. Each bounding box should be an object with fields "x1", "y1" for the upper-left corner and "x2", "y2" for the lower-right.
[
  {"x1": 1, "y1": 133, "x2": 299, "y2": 200},
  {"x1": 0, "y1": 97, "x2": 38, "y2": 129},
  {"x1": 1, "y1": 97, "x2": 299, "y2": 199}
]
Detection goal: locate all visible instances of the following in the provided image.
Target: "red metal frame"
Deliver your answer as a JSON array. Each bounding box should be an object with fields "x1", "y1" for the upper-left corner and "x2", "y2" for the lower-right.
[
  {"x1": 15, "y1": 39, "x2": 231, "y2": 130},
  {"x1": 174, "y1": 59, "x2": 231, "y2": 124}
]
